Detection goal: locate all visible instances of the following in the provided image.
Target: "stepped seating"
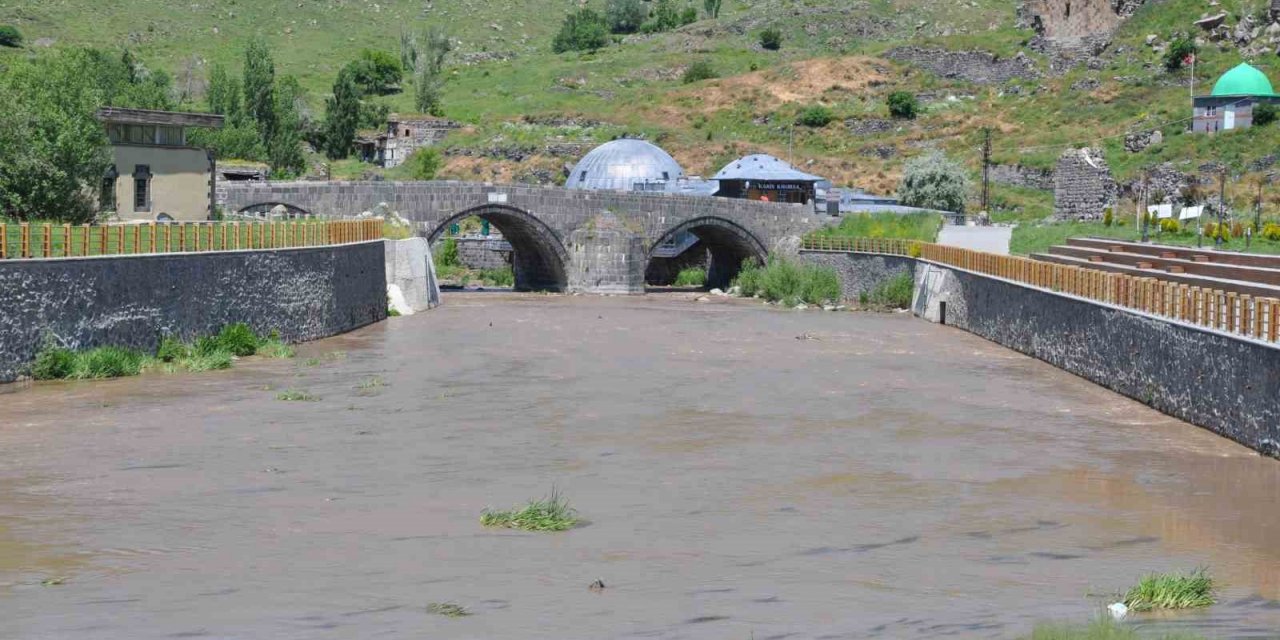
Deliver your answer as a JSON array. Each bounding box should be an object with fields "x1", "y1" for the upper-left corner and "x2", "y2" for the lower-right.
[{"x1": 1031, "y1": 237, "x2": 1280, "y2": 299}]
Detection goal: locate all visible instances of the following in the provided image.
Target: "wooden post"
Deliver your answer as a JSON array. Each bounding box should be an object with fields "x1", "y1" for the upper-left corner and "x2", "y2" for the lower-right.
[
  {"x1": 116, "y1": 225, "x2": 124, "y2": 256},
  {"x1": 62, "y1": 224, "x2": 71, "y2": 257},
  {"x1": 133, "y1": 224, "x2": 141, "y2": 254},
  {"x1": 82, "y1": 225, "x2": 90, "y2": 256},
  {"x1": 0, "y1": 223, "x2": 6, "y2": 259},
  {"x1": 41, "y1": 224, "x2": 51, "y2": 257},
  {"x1": 1272, "y1": 301, "x2": 1280, "y2": 342},
  {"x1": 21, "y1": 223, "x2": 32, "y2": 258},
  {"x1": 1241, "y1": 295, "x2": 1253, "y2": 335}
]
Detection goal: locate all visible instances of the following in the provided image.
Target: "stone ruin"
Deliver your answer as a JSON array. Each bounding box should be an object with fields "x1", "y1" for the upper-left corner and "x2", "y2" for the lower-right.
[
  {"x1": 1054, "y1": 148, "x2": 1119, "y2": 220},
  {"x1": 1018, "y1": 0, "x2": 1147, "y2": 66}
]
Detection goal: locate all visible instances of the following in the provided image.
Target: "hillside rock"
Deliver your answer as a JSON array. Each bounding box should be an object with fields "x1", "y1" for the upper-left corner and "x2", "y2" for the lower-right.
[{"x1": 884, "y1": 47, "x2": 1039, "y2": 85}]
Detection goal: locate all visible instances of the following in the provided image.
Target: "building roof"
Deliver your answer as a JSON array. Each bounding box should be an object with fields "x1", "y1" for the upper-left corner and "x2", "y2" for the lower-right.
[
  {"x1": 1211, "y1": 63, "x2": 1277, "y2": 97},
  {"x1": 712, "y1": 154, "x2": 824, "y2": 183},
  {"x1": 96, "y1": 107, "x2": 225, "y2": 128},
  {"x1": 567, "y1": 139, "x2": 686, "y2": 191}
]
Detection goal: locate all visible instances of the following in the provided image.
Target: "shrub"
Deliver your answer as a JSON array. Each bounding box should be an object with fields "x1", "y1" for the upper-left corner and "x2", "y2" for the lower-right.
[
  {"x1": 1163, "y1": 36, "x2": 1197, "y2": 72},
  {"x1": 436, "y1": 237, "x2": 460, "y2": 267},
  {"x1": 76, "y1": 347, "x2": 144, "y2": 379},
  {"x1": 796, "y1": 105, "x2": 834, "y2": 128},
  {"x1": 182, "y1": 351, "x2": 234, "y2": 372},
  {"x1": 1255, "y1": 102, "x2": 1278, "y2": 127},
  {"x1": 682, "y1": 60, "x2": 718, "y2": 84},
  {"x1": 759, "y1": 27, "x2": 782, "y2": 51},
  {"x1": 674, "y1": 267, "x2": 707, "y2": 287},
  {"x1": 0, "y1": 25, "x2": 22, "y2": 48},
  {"x1": 32, "y1": 343, "x2": 76, "y2": 380},
  {"x1": 641, "y1": 0, "x2": 681, "y2": 32},
  {"x1": 1123, "y1": 569, "x2": 1214, "y2": 611},
  {"x1": 479, "y1": 266, "x2": 515, "y2": 287},
  {"x1": 897, "y1": 150, "x2": 971, "y2": 214},
  {"x1": 680, "y1": 7, "x2": 698, "y2": 25},
  {"x1": 865, "y1": 272, "x2": 913, "y2": 309},
  {"x1": 156, "y1": 336, "x2": 189, "y2": 363},
  {"x1": 733, "y1": 256, "x2": 841, "y2": 305},
  {"x1": 347, "y1": 49, "x2": 403, "y2": 95},
  {"x1": 1231, "y1": 221, "x2": 1245, "y2": 238},
  {"x1": 1262, "y1": 222, "x2": 1280, "y2": 241},
  {"x1": 887, "y1": 91, "x2": 919, "y2": 120},
  {"x1": 216, "y1": 323, "x2": 259, "y2": 357},
  {"x1": 1102, "y1": 207, "x2": 1113, "y2": 227},
  {"x1": 402, "y1": 147, "x2": 441, "y2": 180},
  {"x1": 606, "y1": 0, "x2": 648, "y2": 34},
  {"x1": 703, "y1": 0, "x2": 723, "y2": 19},
  {"x1": 1159, "y1": 218, "x2": 1180, "y2": 234},
  {"x1": 552, "y1": 8, "x2": 610, "y2": 53},
  {"x1": 734, "y1": 258, "x2": 763, "y2": 296},
  {"x1": 193, "y1": 335, "x2": 226, "y2": 358}
]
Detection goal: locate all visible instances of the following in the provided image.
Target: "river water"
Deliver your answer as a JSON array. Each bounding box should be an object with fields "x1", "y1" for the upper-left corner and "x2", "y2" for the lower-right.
[{"x1": 1, "y1": 293, "x2": 1278, "y2": 639}]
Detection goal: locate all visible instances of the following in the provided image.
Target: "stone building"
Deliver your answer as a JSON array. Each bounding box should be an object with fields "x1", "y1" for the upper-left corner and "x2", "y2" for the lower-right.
[
  {"x1": 1018, "y1": 0, "x2": 1145, "y2": 57},
  {"x1": 96, "y1": 107, "x2": 224, "y2": 221},
  {"x1": 356, "y1": 114, "x2": 460, "y2": 168},
  {"x1": 1054, "y1": 148, "x2": 1118, "y2": 220},
  {"x1": 1192, "y1": 63, "x2": 1280, "y2": 133}
]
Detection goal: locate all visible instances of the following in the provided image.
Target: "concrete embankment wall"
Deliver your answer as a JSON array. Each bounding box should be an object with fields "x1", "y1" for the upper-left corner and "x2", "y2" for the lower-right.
[
  {"x1": 801, "y1": 251, "x2": 1280, "y2": 458},
  {"x1": 0, "y1": 242, "x2": 387, "y2": 382}
]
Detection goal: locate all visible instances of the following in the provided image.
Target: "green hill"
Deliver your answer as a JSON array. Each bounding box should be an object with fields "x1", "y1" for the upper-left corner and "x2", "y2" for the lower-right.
[{"x1": 6, "y1": 0, "x2": 1280, "y2": 219}]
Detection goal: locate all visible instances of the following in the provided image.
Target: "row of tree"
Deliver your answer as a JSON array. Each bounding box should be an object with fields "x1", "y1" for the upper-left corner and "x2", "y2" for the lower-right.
[{"x1": 554, "y1": 0, "x2": 716, "y2": 53}]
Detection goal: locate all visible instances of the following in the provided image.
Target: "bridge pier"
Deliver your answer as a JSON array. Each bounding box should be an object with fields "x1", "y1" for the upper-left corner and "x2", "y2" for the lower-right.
[{"x1": 567, "y1": 212, "x2": 646, "y2": 295}]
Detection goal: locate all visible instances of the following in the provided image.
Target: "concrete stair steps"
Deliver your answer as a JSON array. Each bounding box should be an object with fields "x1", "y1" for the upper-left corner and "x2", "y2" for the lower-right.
[
  {"x1": 1067, "y1": 237, "x2": 1280, "y2": 270},
  {"x1": 1046, "y1": 245, "x2": 1280, "y2": 286},
  {"x1": 1030, "y1": 252, "x2": 1280, "y2": 299}
]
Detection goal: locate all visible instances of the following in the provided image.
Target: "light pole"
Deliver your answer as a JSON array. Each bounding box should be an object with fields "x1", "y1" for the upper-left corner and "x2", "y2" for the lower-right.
[
  {"x1": 1217, "y1": 169, "x2": 1227, "y2": 248},
  {"x1": 1141, "y1": 170, "x2": 1150, "y2": 243}
]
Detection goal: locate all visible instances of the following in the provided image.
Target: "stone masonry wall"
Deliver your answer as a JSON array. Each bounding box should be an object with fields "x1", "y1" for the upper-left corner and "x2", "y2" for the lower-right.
[
  {"x1": 0, "y1": 243, "x2": 387, "y2": 382},
  {"x1": 1054, "y1": 148, "x2": 1118, "y2": 220},
  {"x1": 796, "y1": 251, "x2": 917, "y2": 301},
  {"x1": 990, "y1": 164, "x2": 1055, "y2": 191}
]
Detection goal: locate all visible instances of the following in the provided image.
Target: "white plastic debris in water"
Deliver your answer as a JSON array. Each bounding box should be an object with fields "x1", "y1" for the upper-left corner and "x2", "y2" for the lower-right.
[{"x1": 1108, "y1": 602, "x2": 1128, "y2": 620}]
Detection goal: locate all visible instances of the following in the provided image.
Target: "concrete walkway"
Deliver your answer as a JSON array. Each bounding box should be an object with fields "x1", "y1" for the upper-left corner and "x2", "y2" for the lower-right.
[{"x1": 936, "y1": 224, "x2": 1012, "y2": 255}]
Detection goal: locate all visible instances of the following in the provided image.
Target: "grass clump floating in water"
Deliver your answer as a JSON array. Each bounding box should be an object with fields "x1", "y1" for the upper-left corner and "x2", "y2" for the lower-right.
[
  {"x1": 276, "y1": 389, "x2": 320, "y2": 402},
  {"x1": 1122, "y1": 569, "x2": 1215, "y2": 612},
  {"x1": 480, "y1": 487, "x2": 579, "y2": 532},
  {"x1": 426, "y1": 602, "x2": 470, "y2": 617}
]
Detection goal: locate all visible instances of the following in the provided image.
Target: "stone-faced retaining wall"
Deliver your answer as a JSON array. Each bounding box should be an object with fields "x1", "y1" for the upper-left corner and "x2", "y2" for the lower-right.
[
  {"x1": 1054, "y1": 148, "x2": 1118, "y2": 220},
  {"x1": 797, "y1": 251, "x2": 917, "y2": 301},
  {"x1": 0, "y1": 242, "x2": 387, "y2": 382}
]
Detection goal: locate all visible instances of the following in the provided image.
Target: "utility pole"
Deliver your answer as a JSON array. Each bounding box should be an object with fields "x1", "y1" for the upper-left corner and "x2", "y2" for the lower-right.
[
  {"x1": 1256, "y1": 174, "x2": 1266, "y2": 234},
  {"x1": 1141, "y1": 170, "x2": 1150, "y2": 243},
  {"x1": 1217, "y1": 169, "x2": 1227, "y2": 248},
  {"x1": 981, "y1": 128, "x2": 992, "y2": 214}
]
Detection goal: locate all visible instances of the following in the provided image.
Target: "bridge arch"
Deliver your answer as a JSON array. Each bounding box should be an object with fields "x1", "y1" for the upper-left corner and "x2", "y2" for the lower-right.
[
  {"x1": 426, "y1": 204, "x2": 570, "y2": 292},
  {"x1": 648, "y1": 216, "x2": 768, "y2": 289}
]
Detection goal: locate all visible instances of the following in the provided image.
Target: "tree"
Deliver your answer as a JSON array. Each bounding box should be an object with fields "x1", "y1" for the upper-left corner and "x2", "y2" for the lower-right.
[
  {"x1": 243, "y1": 36, "x2": 277, "y2": 143},
  {"x1": 402, "y1": 147, "x2": 442, "y2": 180},
  {"x1": 897, "y1": 150, "x2": 971, "y2": 214},
  {"x1": 1164, "y1": 36, "x2": 1197, "y2": 72},
  {"x1": 414, "y1": 27, "x2": 452, "y2": 115},
  {"x1": 887, "y1": 91, "x2": 918, "y2": 119},
  {"x1": 269, "y1": 75, "x2": 307, "y2": 176},
  {"x1": 682, "y1": 60, "x2": 718, "y2": 84},
  {"x1": 348, "y1": 49, "x2": 403, "y2": 95},
  {"x1": 0, "y1": 51, "x2": 111, "y2": 223},
  {"x1": 322, "y1": 67, "x2": 360, "y2": 160},
  {"x1": 759, "y1": 27, "x2": 782, "y2": 50},
  {"x1": 552, "y1": 8, "x2": 610, "y2": 53},
  {"x1": 642, "y1": 0, "x2": 681, "y2": 33},
  {"x1": 1255, "y1": 102, "x2": 1278, "y2": 127},
  {"x1": 606, "y1": 0, "x2": 648, "y2": 34},
  {"x1": 796, "y1": 105, "x2": 833, "y2": 127},
  {"x1": 206, "y1": 63, "x2": 243, "y2": 120},
  {"x1": 704, "y1": 0, "x2": 723, "y2": 19},
  {"x1": 0, "y1": 25, "x2": 23, "y2": 48}
]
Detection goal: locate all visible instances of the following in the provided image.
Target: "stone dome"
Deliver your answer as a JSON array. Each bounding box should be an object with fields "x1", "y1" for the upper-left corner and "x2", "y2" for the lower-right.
[
  {"x1": 567, "y1": 139, "x2": 685, "y2": 191},
  {"x1": 1211, "y1": 63, "x2": 1276, "y2": 97}
]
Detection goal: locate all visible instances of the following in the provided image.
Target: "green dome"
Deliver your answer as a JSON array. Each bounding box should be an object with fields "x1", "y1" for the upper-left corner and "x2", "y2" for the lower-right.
[{"x1": 1211, "y1": 63, "x2": 1277, "y2": 97}]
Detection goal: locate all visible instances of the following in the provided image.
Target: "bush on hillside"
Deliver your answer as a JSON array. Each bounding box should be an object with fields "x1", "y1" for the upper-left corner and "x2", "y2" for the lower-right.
[
  {"x1": 682, "y1": 60, "x2": 718, "y2": 84},
  {"x1": 606, "y1": 0, "x2": 648, "y2": 34},
  {"x1": 1163, "y1": 36, "x2": 1197, "y2": 72},
  {"x1": 703, "y1": 0, "x2": 723, "y2": 19},
  {"x1": 1255, "y1": 102, "x2": 1278, "y2": 127},
  {"x1": 1262, "y1": 222, "x2": 1280, "y2": 241},
  {"x1": 347, "y1": 49, "x2": 403, "y2": 95},
  {"x1": 680, "y1": 7, "x2": 698, "y2": 25},
  {"x1": 402, "y1": 147, "x2": 442, "y2": 180},
  {"x1": 553, "y1": 8, "x2": 610, "y2": 53},
  {"x1": 887, "y1": 91, "x2": 919, "y2": 120},
  {"x1": 796, "y1": 105, "x2": 834, "y2": 128},
  {"x1": 0, "y1": 25, "x2": 22, "y2": 48},
  {"x1": 436, "y1": 237, "x2": 460, "y2": 267},
  {"x1": 641, "y1": 0, "x2": 682, "y2": 33},
  {"x1": 1159, "y1": 218, "x2": 1181, "y2": 234},
  {"x1": 897, "y1": 150, "x2": 971, "y2": 214},
  {"x1": 759, "y1": 27, "x2": 782, "y2": 51}
]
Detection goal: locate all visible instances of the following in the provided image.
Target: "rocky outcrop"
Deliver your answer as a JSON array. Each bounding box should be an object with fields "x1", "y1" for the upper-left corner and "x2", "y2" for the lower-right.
[
  {"x1": 884, "y1": 47, "x2": 1039, "y2": 85},
  {"x1": 1124, "y1": 129, "x2": 1163, "y2": 153}
]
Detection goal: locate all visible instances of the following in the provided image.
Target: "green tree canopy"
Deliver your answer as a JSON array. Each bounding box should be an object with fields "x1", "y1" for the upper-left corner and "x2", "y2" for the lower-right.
[
  {"x1": 348, "y1": 49, "x2": 403, "y2": 95},
  {"x1": 322, "y1": 67, "x2": 361, "y2": 160},
  {"x1": 887, "y1": 91, "x2": 918, "y2": 119},
  {"x1": 243, "y1": 37, "x2": 277, "y2": 142},
  {"x1": 606, "y1": 0, "x2": 648, "y2": 34},
  {"x1": 552, "y1": 8, "x2": 610, "y2": 53}
]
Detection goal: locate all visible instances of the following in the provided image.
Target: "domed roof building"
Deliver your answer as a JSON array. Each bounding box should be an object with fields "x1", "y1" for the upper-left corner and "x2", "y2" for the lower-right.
[
  {"x1": 1193, "y1": 62, "x2": 1280, "y2": 133},
  {"x1": 566, "y1": 139, "x2": 686, "y2": 191}
]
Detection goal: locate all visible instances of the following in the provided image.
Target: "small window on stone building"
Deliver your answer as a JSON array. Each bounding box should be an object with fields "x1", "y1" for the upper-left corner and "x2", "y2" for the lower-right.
[
  {"x1": 579, "y1": 171, "x2": 588, "y2": 182},
  {"x1": 133, "y1": 165, "x2": 152, "y2": 212},
  {"x1": 404, "y1": 128, "x2": 411, "y2": 137}
]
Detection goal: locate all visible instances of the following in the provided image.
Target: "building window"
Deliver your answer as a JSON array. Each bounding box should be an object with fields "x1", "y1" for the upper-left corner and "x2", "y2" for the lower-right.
[
  {"x1": 579, "y1": 171, "x2": 588, "y2": 182},
  {"x1": 133, "y1": 165, "x2": 152, "y2": 212},
  {"x1": 100, "y1": 166, "x2": 118, "y2": 211},
  {"x1": 157, "y1": 126, "x2": 184, "y2": 146},
  {"x1": 404, "y1": 128, "x2": 411, "y2": 137}
]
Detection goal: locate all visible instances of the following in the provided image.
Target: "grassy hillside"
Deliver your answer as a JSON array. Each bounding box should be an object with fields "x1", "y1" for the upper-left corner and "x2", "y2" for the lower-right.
[{"x1": 6, "y1": 0, "x2": 1280, "y2": 220}]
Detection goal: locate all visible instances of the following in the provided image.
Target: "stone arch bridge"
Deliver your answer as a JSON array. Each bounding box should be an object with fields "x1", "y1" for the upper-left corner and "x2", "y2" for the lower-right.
[{"x1": 219, "y1": 181, "x2": 832, "y2": 292}]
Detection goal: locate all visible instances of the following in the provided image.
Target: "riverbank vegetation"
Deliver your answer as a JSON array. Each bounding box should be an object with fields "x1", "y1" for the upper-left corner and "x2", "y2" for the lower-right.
[
  {"x1": 31, "y1": 323, "x2": 293, "y2": 381},
  {"x1": 480, "y1": 487, "x2": 579, "y2": 532},
  {"x1": 426, "y1": 602, "x2": 471, "y2": 617},
  {"x1": 809, "y1": 212, "x2": 942, "y2": 243},
  {"x1": 1123, "y1": 569, "x2": 1215, "y2": 612},
  {"x1": 861, "y1": 272, "x2": 913, "y2": 309},
  {"x1": 673, "y1": 267, "x2": 707, "y2": 287},
  {"x1": 733, "y1": 257, "x2": 841, "y2": 306}
]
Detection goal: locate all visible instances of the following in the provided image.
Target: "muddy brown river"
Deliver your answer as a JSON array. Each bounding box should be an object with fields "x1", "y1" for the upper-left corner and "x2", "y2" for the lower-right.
[{"x1": 1, "y1": 293, "x2": 1278, "y2": 639}]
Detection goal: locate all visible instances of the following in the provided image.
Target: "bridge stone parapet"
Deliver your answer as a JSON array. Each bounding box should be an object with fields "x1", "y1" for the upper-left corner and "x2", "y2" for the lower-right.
[{"x1": 220, "y1": 181, "x2": 829, "y2": 291}]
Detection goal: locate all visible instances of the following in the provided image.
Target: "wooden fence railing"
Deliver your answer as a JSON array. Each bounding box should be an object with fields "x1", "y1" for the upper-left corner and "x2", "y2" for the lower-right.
[
  {"x1": 0, "y1": 219, "x2": 383, "y2": 260},
  {"x1": 801, "y1": 236, "x2": 1280, "y2": 343}
]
